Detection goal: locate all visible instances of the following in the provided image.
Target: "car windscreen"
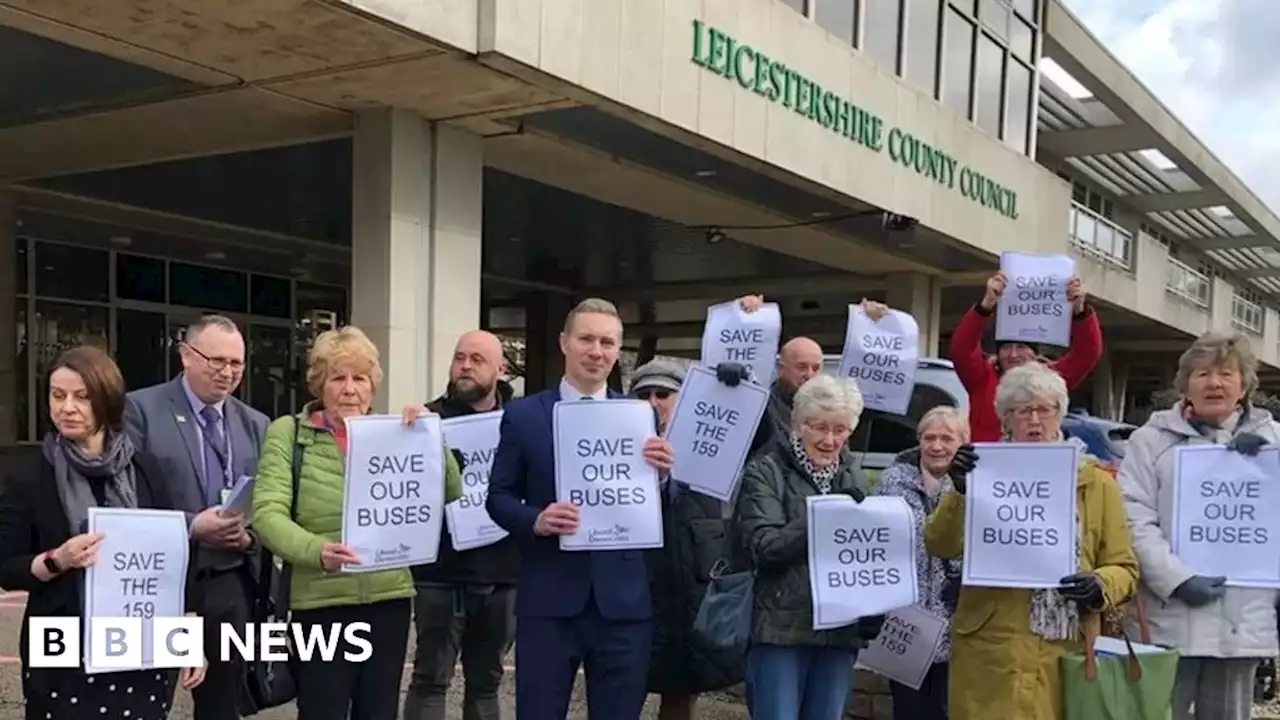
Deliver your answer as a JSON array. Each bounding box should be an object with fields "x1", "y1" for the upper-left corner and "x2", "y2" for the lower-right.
[{"x1": 848, "y1": 383, "x2": 962, "y2": 458}]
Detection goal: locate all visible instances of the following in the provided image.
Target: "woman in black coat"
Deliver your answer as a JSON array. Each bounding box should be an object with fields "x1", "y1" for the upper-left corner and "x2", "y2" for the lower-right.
[{"x1": 0, "y1": 345, "x2": 204, "y2": 720}]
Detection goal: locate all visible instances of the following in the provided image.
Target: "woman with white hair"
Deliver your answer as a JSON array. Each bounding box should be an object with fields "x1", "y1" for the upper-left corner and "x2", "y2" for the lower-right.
[
  {"x1": 924, "y1": 362, "x2": 1138, "y2": 720},
  {"x1": 1119, "y1": 331, "x2": 1280, "y2": 720},
  {"x1": 733, "y1": 374, "x2": 882, "y2": 720}
]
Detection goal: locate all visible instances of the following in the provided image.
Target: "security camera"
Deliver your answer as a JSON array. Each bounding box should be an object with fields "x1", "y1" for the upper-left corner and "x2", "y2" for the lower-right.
[{"x1": 881, "y1": 213, "x2": 918, "y2": 232}]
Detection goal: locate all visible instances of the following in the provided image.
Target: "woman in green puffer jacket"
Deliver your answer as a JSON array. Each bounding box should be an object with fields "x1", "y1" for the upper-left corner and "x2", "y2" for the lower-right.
[{"x1": 252, "y1": 326, "x2": 461, "y2": 720}]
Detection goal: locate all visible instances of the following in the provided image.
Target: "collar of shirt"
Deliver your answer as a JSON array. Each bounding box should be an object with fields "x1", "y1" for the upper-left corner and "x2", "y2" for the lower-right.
[
  {"x1": 558, "y1": 378, "x2": 609, "y2": 402},
  {"x1": 181, "y1": 374, "x2": 227, "y2": 423}
]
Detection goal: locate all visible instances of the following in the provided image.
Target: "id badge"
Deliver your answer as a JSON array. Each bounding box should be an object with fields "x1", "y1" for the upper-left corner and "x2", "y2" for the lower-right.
[{"x1": 220, "y1": 487, "x2": 232, "y2": 506}]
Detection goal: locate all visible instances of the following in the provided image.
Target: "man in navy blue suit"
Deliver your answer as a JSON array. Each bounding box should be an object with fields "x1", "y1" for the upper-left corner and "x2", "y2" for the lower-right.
[{"x1": 486, "y1": 298, "x2": 675, "y2": 720}]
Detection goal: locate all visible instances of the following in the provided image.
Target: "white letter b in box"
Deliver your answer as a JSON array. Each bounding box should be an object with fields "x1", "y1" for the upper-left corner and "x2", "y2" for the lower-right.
[
  {"x1": 89, "y1": 617, "x2": 142, "y2": 671},
  {"x1": 152, "y1": 616, "x2": 204, "y2": 668},
  {"x1": 29, "y1": 617, "x2": 80, "y2": 668}
]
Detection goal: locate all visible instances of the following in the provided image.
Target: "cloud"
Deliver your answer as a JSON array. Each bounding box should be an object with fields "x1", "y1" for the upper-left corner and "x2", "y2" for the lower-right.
[{"x1": 1064, "y1": 0, "x2": 1280, "y2": 214}]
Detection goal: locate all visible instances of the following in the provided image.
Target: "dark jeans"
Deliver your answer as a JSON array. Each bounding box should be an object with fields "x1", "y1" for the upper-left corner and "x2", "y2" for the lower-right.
[
  {"x1": 404, "y1": 583, "x2": 516, "y2": 720},
  {"x1": 293, "y1": 598, "x2": 411, "y2": 720},
  {"x1": 192, "y1": 569, "x2": 251, "y2": 720},
  {"x1": 890, "y1": 662, "x2": 948, "y2": 720}
]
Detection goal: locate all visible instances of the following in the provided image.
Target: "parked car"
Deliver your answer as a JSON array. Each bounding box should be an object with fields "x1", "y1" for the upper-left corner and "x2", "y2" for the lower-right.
[{"x1": 1061, "y1": 409, "x2": 1136, "y2": 464}]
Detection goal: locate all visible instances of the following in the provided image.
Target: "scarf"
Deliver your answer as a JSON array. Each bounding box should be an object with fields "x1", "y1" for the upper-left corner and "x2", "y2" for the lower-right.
[
  {"x1": 787, "y1": 431, "x2": 839, "y2": 493},
  {"x1": 42, "y1": 430, "x2": 139, "y2": 534}
]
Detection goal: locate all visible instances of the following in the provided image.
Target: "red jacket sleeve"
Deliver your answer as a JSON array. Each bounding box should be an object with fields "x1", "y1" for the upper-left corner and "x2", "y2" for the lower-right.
[
  {"x1": 1052, "y1": 305, "x2": 1104, "y2": 389},
  {"x1": 949, "y1": 304, "x2": 997, "y2": 392}
]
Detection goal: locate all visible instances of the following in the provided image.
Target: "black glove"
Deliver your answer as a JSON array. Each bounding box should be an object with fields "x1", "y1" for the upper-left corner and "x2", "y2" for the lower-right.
[
  {"x1": 856, "y1": 614, "x2": 886, "y2": 641},
  {"x1": 1172, "y1": 575, "x2": 1227, "y2": 608},
  {"x1": 715, "y1": 362, "x2": 749, "y2": 387},
  {"x1": 1227, "y1": 431, "x2": 1269, "y2": 457},
  {"x1": 947, "y1": 444, "x2": 979, "y2": 494},
  {"x1": 1058, "y1": 572, "x2": 1104, "y2": 611}
]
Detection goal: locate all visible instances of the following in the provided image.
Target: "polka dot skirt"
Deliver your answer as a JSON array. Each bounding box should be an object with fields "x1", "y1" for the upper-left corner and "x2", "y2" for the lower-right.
[{"x1": 23, "y1": 667, "x2": 176, "y2": 720}]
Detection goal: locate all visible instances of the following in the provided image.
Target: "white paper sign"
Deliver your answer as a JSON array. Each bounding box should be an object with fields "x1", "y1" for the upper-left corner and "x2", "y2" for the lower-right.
[
  {"x1": 838, "y1": 305, "x2": 919, "y2": 415},
  {"x1": 807, "y1": 495, "x2": 919, "y2": 630},
  {"x1": 700, "y1": 300, "x2": 783, "y2": 386},
  {"x1": 665, "y1": 365, "x2": 770, "y2": 502},
  {"x1": 219, "y1": 474, "x2": 255, "y2": 519},
  {"x1": 83, "y1": 508, "x2": 189, "y2": 674},
  {"x1": 962, "y1": 442, "x2": 1078, "y2": 588},
  {"x1": 1171, "y1": 445, "x2": 1280, "y2": 588},
  {"x1": 554, "y1": 399, "x2": 664, "y2": 551},
  {"x1": 341, "y1": 414, "x2": 445, "y2": 572},
  {"x1": 442, "y1": 412, "x2": 510, "y2": 552},
  {"x1": 995, "y1": 251, "x2": 1075, "y2": 348},
  {"x1": 856, "y1": 604, "x2": 948, "y2": 690}
]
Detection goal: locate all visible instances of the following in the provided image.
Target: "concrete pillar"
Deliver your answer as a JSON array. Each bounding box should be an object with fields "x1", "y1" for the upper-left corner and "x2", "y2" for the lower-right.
[
  {"x1": 0, "y1": 191, "x2": 15, "y2": 446},
  {"x1": 351, "y1": 109, "x2": 483, "y2": 412},
  {"x1": 1091, "y1": 351, "x2": 1113, "y2": 419},
  {"x1": 885, "y1": 273, "x2": 942, "y2": 357},
  {"x1": 1209, "y1": 277, "x2": 1234, "y2": 334}
]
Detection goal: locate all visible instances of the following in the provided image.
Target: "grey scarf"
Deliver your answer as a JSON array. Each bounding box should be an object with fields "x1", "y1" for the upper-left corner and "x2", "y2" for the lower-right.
[
  {"x1": 1018, "y1": 434, "x2": 1088, "y2": 641},
  {"x1": 42, "y1": 431, "x2": 139, "y2": 534}
]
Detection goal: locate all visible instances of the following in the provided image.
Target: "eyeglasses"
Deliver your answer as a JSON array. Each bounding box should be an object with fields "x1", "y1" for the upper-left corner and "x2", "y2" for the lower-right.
[
  {"x1": 804, "y1": 421, "x2": 852, "y2": 438},
  {"x1": 183, "y1": 343, "x2": 245, "y2": 373},
  {"x1": 636, "y1": 389, "x2": 673, "y2": 401},
  {"x1": 1013, "y1": 404, "x2": 1059, "y2": 419}
]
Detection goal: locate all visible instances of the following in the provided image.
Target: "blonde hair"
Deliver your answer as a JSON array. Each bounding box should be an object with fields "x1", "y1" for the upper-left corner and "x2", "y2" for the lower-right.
[
  {"x1": 918, "y1": 405, "x2": 969, "y2": 443},
  {"x1": 1175, "y1": 331, "x2": 1258, "y2": 399},
  {"x1": 563, "y1": 297, "x2": 621, "y2": 334},
  {"x1": 307, "y1": 326, "x2": 383, "y2": 399}
]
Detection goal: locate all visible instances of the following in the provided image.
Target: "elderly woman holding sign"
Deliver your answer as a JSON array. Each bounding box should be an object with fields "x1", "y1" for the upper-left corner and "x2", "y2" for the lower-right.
[
  {"x1": 253, "y1": 326, "x2": 462, "y2": 720},
  {"x1": 1118, "y1": 331, "x2": 1280, "y2": 720},
  {"x1": 734, "y1": 374, "x2": 882, "y2": 720},
  {"x1": 923, "y1": 362, "x2": 1138, "y2": 720}
]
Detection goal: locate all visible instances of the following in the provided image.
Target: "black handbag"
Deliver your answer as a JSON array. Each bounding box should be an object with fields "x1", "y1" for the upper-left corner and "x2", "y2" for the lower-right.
[{"x1": 240, "y1": 418, "x2": 304, "y2": 713}]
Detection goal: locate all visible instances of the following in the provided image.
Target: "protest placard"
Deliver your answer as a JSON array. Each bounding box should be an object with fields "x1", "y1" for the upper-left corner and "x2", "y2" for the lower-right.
[
  {"x1": 807, "y1": 495, "x2": 918, "y2": 630},
  {"x1": 442, "y1": 411, "x2": 510, "y2": 552},
  {"x1": 554, "y1": 399, "x2": 664, "y2": 551},
  {"x1": 341, "y1": 414, "x2": 445, "y2": 572},
  {"x1": 1172, "y1": 444, "x2": 1280, "y2": 588},
  {"x1": 83, "y1": 507, "x2": 189, "y2": 674},
  {"x1": 837, "y1": 304, "x2": 919, "y2": 415},
  {"x1": 995, "y1": 251, "x2": 1074, "y2": 348},
  {"x1": 665, "y1": 365, "x2": 770, "y2": 502},
  {"x1": 699, "y1": 300, "x2": 782, "y2": 386},
  {"x1": 856, "y1": 604, "x2": 949, "y2": 690},
  {"x1": 962, "y1": 442, "x2": 1078, "y2": 588}
]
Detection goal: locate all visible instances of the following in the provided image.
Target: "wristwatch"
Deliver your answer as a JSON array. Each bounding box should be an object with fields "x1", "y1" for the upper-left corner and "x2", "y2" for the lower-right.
[{"x1": 42, "y1": 552, "x2": 62, "y2": 575}]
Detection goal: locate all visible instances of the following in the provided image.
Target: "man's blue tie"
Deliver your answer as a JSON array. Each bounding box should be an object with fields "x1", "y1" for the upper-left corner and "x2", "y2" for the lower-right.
[{"x1": 199, "y1": 405, "x2": 229, "y2": 507}]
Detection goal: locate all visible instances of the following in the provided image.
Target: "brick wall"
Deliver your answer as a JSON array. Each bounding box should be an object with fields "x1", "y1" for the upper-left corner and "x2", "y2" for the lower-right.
[{"x1": 846, "y1": 670, "x2": 894, "y2": 720}]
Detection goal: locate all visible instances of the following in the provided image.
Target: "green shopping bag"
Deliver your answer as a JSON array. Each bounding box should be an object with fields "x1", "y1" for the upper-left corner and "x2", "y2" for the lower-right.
[{"x1": 1061, "y1": 596, "x2": 1180, "y2": 720}]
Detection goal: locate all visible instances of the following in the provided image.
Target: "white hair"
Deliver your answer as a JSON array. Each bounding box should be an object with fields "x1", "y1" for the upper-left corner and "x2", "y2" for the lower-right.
[
  {"x1": 994, "y1": 363, "x2": 1068, "y2": 421},
  {"x1": 918, "y1": 405, "x2": 970, "y2": 442},
  {"x1": 792, "y1": 375, "x2": 864, "y2": 430}
]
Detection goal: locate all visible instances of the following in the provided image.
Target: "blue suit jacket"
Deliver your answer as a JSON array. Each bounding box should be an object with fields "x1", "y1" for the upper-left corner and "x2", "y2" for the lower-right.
[{"x1": 486, "y1": 387, "x2": 653, "y2": 621}]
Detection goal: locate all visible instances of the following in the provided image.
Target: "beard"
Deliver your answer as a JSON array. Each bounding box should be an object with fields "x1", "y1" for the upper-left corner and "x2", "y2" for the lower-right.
[{"x1": 448, "y1": 377, "x2": 495, "y2": 404}]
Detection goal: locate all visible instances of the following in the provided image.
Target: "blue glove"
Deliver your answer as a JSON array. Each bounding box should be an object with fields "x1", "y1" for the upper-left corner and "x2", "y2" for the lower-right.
[
  {"x1": 715, "y1": 362, "x2": 749, "y2": 387},
  {"x1": 1227, "y1": 432, "x2": 1269, "y2": 457},
  {"x1": 1172, "y1": 575, "x2": 1227, "y2": 607}
]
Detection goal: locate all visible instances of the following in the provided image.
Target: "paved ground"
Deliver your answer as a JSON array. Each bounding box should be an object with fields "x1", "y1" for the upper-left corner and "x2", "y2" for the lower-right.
[{"x1": 0, "y1": 591, "x2": 749, "y2": 719}]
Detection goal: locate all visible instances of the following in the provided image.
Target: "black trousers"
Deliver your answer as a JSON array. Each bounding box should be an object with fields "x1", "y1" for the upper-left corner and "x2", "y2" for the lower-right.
[
  {"x1": 404, "y1": 583, "x2": 516, "y2": 720},
  {"x1": 293, "y1": 598, "x2": 412, "y2": 720},
  {"x1": 889, "y1": 661, "x2": 949, "y2": 720},
  {"x1": 192, "y1": 569, "x2": 252, "y2": 720}
]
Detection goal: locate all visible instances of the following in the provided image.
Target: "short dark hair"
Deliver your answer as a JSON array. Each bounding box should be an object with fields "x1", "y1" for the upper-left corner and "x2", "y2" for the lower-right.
[
  {"x1": 48, "y1": 345, "x2": 127, "y2": 434},
  {"x1": 184, "y1": 314, "x2": 240, "y2": 344}
]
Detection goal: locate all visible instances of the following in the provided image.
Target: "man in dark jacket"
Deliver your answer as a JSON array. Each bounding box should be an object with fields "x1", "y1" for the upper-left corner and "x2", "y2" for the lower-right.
[{"x1": 403, "y1": 330, "x2": 518, "y2": 720}]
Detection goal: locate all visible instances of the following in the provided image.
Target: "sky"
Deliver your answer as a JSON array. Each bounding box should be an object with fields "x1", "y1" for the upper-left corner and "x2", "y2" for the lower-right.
[{"x1": 1061, "y1": 0, "x2": 1280, "y2": 213}]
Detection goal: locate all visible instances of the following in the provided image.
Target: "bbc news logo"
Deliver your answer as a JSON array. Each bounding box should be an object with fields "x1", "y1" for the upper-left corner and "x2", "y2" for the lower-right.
[{"x1": 30, "y1": 617, "x2": 373, "y2": 669}]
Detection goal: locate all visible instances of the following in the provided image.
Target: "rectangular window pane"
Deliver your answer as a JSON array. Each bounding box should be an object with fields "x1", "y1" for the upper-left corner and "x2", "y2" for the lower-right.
[
  {"x1": 32, "y1": 301, "x2": 109, "y2": 438},
  {"x1": 116, "y1": 253, "x2": 166, "y2": 303},
  {"x1": 15, "y1": 235, "x2": 27, "y2": 295},
  {"x1": 951, "y1": 0, "x2": 976, "y2": 15},
  {"x1": 943, "y1": 11, "x2": 975, "y2": 117},
  {"x1": 1014, "y1": 0, "x2": 1036, "y2": 21},
  {"x1": 1010, "y1": 16, "x2": 1034, "y2": 59},
  {"x1": 906, "y1": 0, "x2": 942, "y2": 96},
  {"x1": 168, "y1": 262, "x2": 248, "y2": 313},
  {"x1": 250, "y1": 275, "x2": 293, "y2": 319},
  {"x1": 35, "y1": 241, "x2": 109, "y2": 302},
  {"x1": 116, "y1": 309, "x2": 170, "y2": 391},
  {"x1": 779, "y1": 0, "x2": 807, "y2": 14},
  {"x1": 1005, "y1": 58, "x2": 1033, "y2": 154},
  {"x1": 863, "y1": 0, "x2": 902, "y2": 72},
  {"x1": 816, "y1": 0, "x2": 856, "y2": 47},
  {"x1": 1072, "y1": 182, "x2": 1088, "y2": 204},
  {"x1": 975, "y1": 32, "x2": 1005, "y2": 137},
  {"x1": 979, "y1": 0, "x2": 1011, "y2": 41}
]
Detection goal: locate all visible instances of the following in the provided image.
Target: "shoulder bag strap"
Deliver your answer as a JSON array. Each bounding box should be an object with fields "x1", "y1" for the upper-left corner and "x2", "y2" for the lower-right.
[{"x1": 255, "y1": 417, "x2": 304, "y2": 620}]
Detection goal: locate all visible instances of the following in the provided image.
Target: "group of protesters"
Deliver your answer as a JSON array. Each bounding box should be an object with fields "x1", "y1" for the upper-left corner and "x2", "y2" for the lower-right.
[{"x1": 0, "y1": 269, "x2": 1276, "y2": 720}]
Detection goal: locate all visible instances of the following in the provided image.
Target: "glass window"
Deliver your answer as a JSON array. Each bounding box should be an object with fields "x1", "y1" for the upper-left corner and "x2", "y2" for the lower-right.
[
  {"x1": 975, "y1": 32, "x2": 1005, "y2": 138},
  {"x1": 116, "y1": 253, "x2": 166, "y2": 303},
  {"x1": 815, "y1": 0, "x2": 856, "y2": 47},
  {"x1": 1014, "y1": 0, "x2": 1036, "y2": 21},
  {"x1": 979, "y1": 0, "x2": 1010, "y2": 41},
  {"x1": 116, "y1": 309, "x2": 170, "y2": 391},
  {"x1": 16, "y1": 302, "x2": 27, "y2": 442},
  {"x1": 248, "y1": 324, "x2": 294, "y2": 419},
  {"x1": 863, "y1": 0, "x2": 903, "y2": 72},
  {"x1": 905, "y1": 0, "x2": 942, "y2": 96},
  {"x1": 32, "y1": 301, "x2": 109, "y2": 438},
  {"x1": 15, "y1": 236, "x2": 27, "y2": 295},
  {"x1": 34, "y1": 241, "x2": 109, "y2": 302},
  {"x1": 1010, "y1": 15, "x2": 1034, "y2": 59},
  {"x1": 951, "y1": 0, "x2": 976, "y2": 14},
  {"x1": 295, "y1": 281, "x2": 347, "y2": 403},
  {"x1": 169, "y1": 262, "x2": 248, "y2": 312},
  {"x1": 251, "y1": 275, "x2": 293, "y2": 319},
  {"x1": 779, "y1": 0, "x2": 807, "y2": 14},
  {"x1": 1005, "y1": 58, "x2": 1033, "y2": 154},
  {"x1": 943, "y1": 10, "x2": 975, "y2": 117}
]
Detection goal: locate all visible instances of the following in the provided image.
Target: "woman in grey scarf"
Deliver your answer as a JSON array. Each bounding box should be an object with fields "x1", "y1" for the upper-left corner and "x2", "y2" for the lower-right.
[{"x1": 0, "y1": 345, "x2": 204, "y2": 720}]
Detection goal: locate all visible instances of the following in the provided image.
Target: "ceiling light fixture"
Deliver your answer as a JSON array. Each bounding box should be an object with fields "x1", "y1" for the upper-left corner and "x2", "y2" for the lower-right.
[{"x1": 694, "y1": 169, "x2": 717, "y2": 178}]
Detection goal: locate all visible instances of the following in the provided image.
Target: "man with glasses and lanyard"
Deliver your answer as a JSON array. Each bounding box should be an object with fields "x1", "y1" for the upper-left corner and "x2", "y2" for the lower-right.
[{"x1": 124, "y1": 314, "x2": 270, "y2": 720}]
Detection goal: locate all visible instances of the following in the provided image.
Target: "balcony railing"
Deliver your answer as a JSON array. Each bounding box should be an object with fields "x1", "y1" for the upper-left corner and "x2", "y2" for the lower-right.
[
  {"x1": 1069, "y1": 202, "x2": 1133, "y2": 270},
  {"x1": 1166, "y1": 257, "x2": 1211, "y2": 309},
  {"x1": 1232, "y1": 294, "x2": 1264, "y2": 335}
]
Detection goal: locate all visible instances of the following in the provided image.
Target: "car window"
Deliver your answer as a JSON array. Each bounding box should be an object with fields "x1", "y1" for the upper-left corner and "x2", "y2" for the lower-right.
[{"x1": 848, "y1": 384, "x2": 961, "y2": 456}]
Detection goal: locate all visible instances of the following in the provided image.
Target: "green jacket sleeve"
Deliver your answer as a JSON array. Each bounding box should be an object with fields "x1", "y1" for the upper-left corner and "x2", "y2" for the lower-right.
[
  {"x1": 252, "y1": 416, "x2": 325, "y2": 569},
  {"x1": 443, "y1": 444, "x2": 462, "y2": 503},
  {"x1": 923, "y1": 491, "x2": 966, "y2": 559}
]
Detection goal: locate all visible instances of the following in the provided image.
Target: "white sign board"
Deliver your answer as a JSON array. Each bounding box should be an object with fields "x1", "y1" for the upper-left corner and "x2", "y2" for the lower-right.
[
  {"x1": 1172, "y1": 444, "x2": 1280, "y2": 588},
  {"x1": 341, "y1": 414, "x2": 446, "y2": 572},
  {"x1": 665, "y1": 365, "x2": 770, "y2": 502},
  {"x1": 856, "y1": 604, "x2": 949, "y2": 690},
  {"x1": 962, "y1": 442, "x2": 1078, "y2": 588},
  {"x1": 83, "y1": 508, "x2": 189, "y2": 674},
  {"x1": 442, "y1": 411, "x2": 510, "y2": 552},
  {"x1": 837, "y1": 305, "x2": 919, "y2": 415},
  {"x1": 699, "y1": 300, "x2": 782, "y2": 386},
  {"x1": 807, "y1": 495, "x2": 918, "y2": 630},
  {"x1": 995, "y1": 251, "x2": 1074, "y2": 348},
  {"x1": 554, "y1": 399, "x2": 664, "y2": 551}
]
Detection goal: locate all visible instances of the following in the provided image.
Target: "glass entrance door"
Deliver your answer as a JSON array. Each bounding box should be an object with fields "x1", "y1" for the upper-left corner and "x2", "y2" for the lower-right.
[{"x1": 247, "y1": 323, "x2": 293, "y2": 419}]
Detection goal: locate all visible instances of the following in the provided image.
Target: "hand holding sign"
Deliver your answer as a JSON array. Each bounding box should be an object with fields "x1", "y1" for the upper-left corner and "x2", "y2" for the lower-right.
[
  {"x1": 54, "y1": 530, "x2": 105, "y2": 569},
  {"x1": 320, "y1": 541, "x2": 360, "y2": 571},
  {"x1": 738, "y1": 294, "x2": 764, "y2": 313},
  {"x1": 535, "y1": 502, "x2": 581, "y2": 536},
  {"x1": 1066, "y1": 276, "x2": 1086, "y2": 314},
  {"x1": 981, "y1": 271, "x2": 1007, "y2": 312},
  {"x1": 643, "y1": 437, "x2": 675, "y2": 472},
  {"x1": 948, "y1": 445, "x2": 979, "y2": 494}
]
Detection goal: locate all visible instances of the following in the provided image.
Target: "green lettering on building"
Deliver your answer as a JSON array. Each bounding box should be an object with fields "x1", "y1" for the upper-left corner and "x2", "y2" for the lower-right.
[{"x1": 690, "y1": 19, "x2": 1019, "y2": 221}]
